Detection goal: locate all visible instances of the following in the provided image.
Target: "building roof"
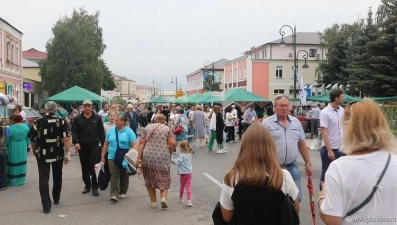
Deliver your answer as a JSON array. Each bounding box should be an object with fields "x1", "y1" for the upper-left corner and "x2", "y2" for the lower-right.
[
  {"x1": 245, "y1": 32, "x2": 321, "y2": 54},
  {"x1": 22, "y1": 58, "x2": 40, "y2": 68},
  {"x1": 22, "y1": 48, "x2": 47, "y2": 59},
  {"x1": 0, "y1": 17, "x2": 23, "y2": 35},
  {"x1": 136, "y1": 85, "x2": 152, "y2": 89},
  {"x1": 112, "y1": 74, "x2": 136, "y2": 82},
  {"x1": 224, "y1": 55, "x2": 248, "y2": 66},
  {"x1": 268, "y1": 32, "x2": 321, "y2": 45},
  {"x1": 186, "y1": 58, "x2": 229, "y2": 78}
]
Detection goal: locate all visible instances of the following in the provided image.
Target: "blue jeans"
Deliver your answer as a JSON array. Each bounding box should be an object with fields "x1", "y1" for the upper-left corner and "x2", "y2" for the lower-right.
[
  {"x1": 320, "y1": 147, "x2": 346, "y2": 189},
  {"x1": 285, "y1": 160, "x2": 302, "y2": 202},
  {"x1": 220, "y1": 131, "x2": 226, "y2": 148}
]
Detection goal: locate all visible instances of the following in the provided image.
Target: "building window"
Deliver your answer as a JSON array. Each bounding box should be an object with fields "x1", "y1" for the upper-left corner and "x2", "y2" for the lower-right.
[
  {"x1": 264, "y1": 49, "x2": 267, "y2": 58},
  {"x1": 262, "y1": 50, "x2": 265, "y2": 59},
  {"x1": 276, "y1": 66, "x2": 283, "y2": 78},
  {"x1": 289, "y1": 89, "x2": 299, "y2": 95},
  {"x1": 273, "y1": 89, "x2": 285, "y2": 95},
  {"x1": 244, "y1": 66, "x2": 247, "y2": 78},
  {"x1": 234, "y1": 69, "x2": 237, "y2": 81},
  {"x1": 309, "y1": 49, "x2": 317, "y2": 57},
  {"x1": 241, "y1": 68, "x2": 244, "y2": 80}
]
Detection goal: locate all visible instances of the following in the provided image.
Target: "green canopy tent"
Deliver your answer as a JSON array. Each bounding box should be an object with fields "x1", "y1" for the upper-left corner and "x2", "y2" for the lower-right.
[
  {"x1": 371, "y1": 97, "x2": 397, "y2": 103},
  {"x1": 44, "y1": 86, "x2": 102, "y2": 110},
  {"x1": 307, "y1": 91, "x2": 361, "y2": 103},
  {"x1": 197, "y1": 89, "x2": 270, "y2": 103},
  {"x1": 174, "y1": 93, "x2": 202, "y2": 104},
  {"x1": 148, "y1": 96, "x2": 169, "y2": 104}
]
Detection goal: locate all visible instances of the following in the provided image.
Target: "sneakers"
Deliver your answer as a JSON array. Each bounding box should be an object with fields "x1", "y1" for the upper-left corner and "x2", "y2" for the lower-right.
[
  {"x1": 110, "y1": 196, "x2": 118, "y2": 202},
  {"x1": 92, "y1": 189, "x2": 99, "y2": 196},
  {"x1": 161, "y1": 197, "x2": 168, "y2": 209},
  {"x1": 216, "y1": 150, "x2": 225, "y2": 154},
  {"x1": 222, "y1": 149, "x2": 228, "y2": 153},
  {"x1": 185, "y1": 200, "x2": 192, "y2": 207},
  {"x1": 119, "y1": 194, "x2": 127, "y2": 198},
  {"x1": 179, "y1": 198, "x2": 184, "y2": 203},
  {"x1": 150, "y1": 202, "x2": 157, "y2": 209}
]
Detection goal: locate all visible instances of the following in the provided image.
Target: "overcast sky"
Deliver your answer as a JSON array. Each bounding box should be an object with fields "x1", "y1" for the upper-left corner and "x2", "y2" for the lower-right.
[{"x1": 1, "y1": 0, "x2": 381, "y2": 91}]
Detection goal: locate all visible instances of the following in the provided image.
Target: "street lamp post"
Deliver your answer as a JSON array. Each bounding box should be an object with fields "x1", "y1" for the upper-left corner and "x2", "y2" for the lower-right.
[
  {"x1": 279, "y1": 25, "x2": 309, "y2": 98},
  {"x1": 204, "y1": 61, "x2": 215, "y2": 91}
]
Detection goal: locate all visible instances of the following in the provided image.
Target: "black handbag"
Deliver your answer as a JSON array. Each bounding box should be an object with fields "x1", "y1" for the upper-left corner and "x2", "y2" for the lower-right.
[
  {"x1": 114, "y1": 127, "x2": 130, "y2": 168},
  {"x1": 279, "y1": 171, "x2": 300, "y2": 225},
  {"x1": 212, "y1": 201, "x2": 229, "y2": 225},
  {"x1": 98, "y1": 155, "x2": 110, "y2": 190}
]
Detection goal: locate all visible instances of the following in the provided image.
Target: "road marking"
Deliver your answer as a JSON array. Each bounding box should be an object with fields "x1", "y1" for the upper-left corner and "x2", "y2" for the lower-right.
[{"x1": 203, "y1": 173, "x2": 222, "y2": 188}]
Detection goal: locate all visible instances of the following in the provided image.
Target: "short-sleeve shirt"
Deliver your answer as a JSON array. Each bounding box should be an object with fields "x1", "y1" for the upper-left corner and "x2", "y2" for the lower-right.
[
  {"x1": 220, "y1": 169, "x2": 299, "y2": 210},
  {"x1": 311, "y1": 107, "x2": 321, "y2": 119},
  {"x1": 321, "y1": 150, "x2": 397, "y2": 224},
  {"x1": 242, "y1": 109, "x2": 256, "y2": 124},
  {"x1": 320, "y1": 105, "x2": 344, "y2": 149},
  {"x1": 262, "y1": 115, "x2": 305, "y2": 165},
  {"x1": 105, "y1": 126, "x2": 137, "y2": 160},
  {"x1": 30, "y1": 113, "x2": 69, "y2": 163},
  {"x1": 225, "y1": 112, "x2": 235, "y2": 126}
]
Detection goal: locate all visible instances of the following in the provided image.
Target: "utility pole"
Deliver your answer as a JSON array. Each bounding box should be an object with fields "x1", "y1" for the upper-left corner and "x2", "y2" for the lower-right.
[
  {"x1": 152, "y1": 80, "x2": 155, "y2": 97},
  {"x1": 212, "y1": 61, "x2": 215, "y2": 91}
]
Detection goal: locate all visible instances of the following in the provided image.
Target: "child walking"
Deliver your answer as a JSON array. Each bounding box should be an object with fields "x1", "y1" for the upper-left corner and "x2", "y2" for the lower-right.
[
  {"x1": 171, "y1": 141, "x2": 193, "y2": 207},
  {"x1": 187, "y1": 119, "x2": 195, "y2": 153}
]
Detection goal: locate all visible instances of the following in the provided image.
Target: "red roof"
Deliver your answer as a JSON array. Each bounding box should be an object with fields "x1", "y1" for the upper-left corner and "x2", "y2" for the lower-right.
[{"x1": 22, "y1": 48, "x2": 47, "y2": 59}]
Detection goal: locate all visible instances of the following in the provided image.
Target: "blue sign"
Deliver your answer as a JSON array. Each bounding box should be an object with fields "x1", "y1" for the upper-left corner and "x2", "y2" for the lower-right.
[{"x1": 305, "y1": 88, "x2": 312, "y2": 97}]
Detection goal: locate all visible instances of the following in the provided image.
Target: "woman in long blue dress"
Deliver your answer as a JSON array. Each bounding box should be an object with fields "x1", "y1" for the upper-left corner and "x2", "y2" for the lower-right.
[{"x1": 6, "y1": 114, "x2": 30, "y2": 186}]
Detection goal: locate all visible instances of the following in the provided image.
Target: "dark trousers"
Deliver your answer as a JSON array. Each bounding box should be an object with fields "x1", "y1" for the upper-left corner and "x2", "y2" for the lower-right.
[
  {"x1": 238, "y1": 122, "x2": 243, "y2": 139},
  {"x1": 79, "y1": 144, "x2": 100, "y2": 190},
  {"x1": 131, "y1": 127, "x2": 137, "y2": 136},
  {"x1": 140, "y1": 117, "x2": 147, "y2": 127},
  {"x1": 226, "y1": 126, "x2": 235, "y2": 141},
  {"x1": 38, "y1": 160, "x2": 63, "y2": 210},
  {"x1": 311, "y1": 119, "x2": 320, "y2": 138},
  {"x1": 320, "y1": 147, "x2": 346, "y2": 189},
  {"x1": 242, "y1": 123, "x2": 251, "y2": 132}
]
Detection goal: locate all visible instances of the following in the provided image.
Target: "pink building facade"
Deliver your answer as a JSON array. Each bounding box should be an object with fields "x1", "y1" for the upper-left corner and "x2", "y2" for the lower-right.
[
  {"x1": 225, "y1": 32, "x2": 325, "y2": 99},
  {"x1": 0, "y1": 18, "x2": 23, "y2": 101}
]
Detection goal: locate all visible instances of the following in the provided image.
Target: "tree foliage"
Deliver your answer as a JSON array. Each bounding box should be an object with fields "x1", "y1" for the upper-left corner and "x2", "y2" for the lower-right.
[
  {"x1": 318, "y1": 0, "x2": 397, "y2": 97},
  {"x1": 40, "y1": 8, "x2": 115, "y2": 96}
]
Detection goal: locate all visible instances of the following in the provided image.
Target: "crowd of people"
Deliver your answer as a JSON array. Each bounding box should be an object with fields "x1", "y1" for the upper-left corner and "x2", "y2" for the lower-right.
[{"x1": 4, "y1": 92, "x2": 397, "y2": 224}]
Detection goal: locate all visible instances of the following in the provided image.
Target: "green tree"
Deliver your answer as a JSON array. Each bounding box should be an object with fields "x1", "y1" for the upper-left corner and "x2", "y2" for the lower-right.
[
  {"x1": 40, "y1": 8, "x2": 114, "y2": 95},
  {"x1": 348, "y1": 1, "x2": 397, "y2": 97}
]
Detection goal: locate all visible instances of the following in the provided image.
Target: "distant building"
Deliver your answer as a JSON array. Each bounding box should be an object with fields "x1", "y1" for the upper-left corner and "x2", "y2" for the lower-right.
[
  {"x1": 112, "y1": 74, "x2": 136, "y2": 99},
  {"x1": 186, "y1": 58, "x2": 228, "y2": 95},
  {"x1": 224, "y1": 32, "x2": 326, "y2": 99},
  {"x1": 22, "y1": 48, "x2": 47, "y2": 63},
  {"x1": 136, "y1": 85, "x2": 152, "y2": 101},
  {"x1": 0, "y1": 17, "x2": 23, "y2": 102}
]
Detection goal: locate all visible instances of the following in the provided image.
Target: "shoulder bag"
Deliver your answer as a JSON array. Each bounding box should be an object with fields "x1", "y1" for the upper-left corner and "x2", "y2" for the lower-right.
[
  {"x1": 173, "y1": 116, "x2": 183, "y2": 135},
  {"x1": 114, "y1": 127, "x2": 131, "y2": 167},
  {"x1": 343, "y1": 153, "x2": 391, "y2": 219},
  {"x1": 279, "y1": 170, "x2": 300, "y2": 225},
  {"x1": 142, "y1": 123, "x2": 162, "y2": 151}
]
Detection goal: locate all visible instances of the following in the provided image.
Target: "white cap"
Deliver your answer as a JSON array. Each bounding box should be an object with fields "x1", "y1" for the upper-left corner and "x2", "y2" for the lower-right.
[
  {"x1": 82, "y1": 100, "x2": 93, "y2": 105},
  {"x1": 231, "y1": 105, "x2": 235, "y2": 108},
  {"x1": 127, "y1": 104, "x2": 133, "y2": 108}
]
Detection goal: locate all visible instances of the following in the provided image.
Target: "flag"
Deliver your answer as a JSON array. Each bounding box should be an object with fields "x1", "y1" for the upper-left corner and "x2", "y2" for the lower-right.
[{"x1": 299, "y1": 75, "x2": 307, "y2": 105}]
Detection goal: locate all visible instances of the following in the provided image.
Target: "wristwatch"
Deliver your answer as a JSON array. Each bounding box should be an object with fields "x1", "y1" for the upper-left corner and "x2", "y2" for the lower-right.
[{"x1": 305, "y1": 163, "x2": 312, "y2": 166}]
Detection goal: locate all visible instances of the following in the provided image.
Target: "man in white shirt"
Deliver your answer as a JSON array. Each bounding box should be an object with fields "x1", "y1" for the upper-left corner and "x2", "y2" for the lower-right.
[
  {"x1": 231, "y1": 105, "x2": 238, "y2": 136},
  {"x1": 97, "y1": 104, "x2": 109, "y2": 122},
  {"x1": 319, "y1": 89, "x2": 346, "y2": 188},
  {"x1": 310, "y1": 104, "x2": 322, "y2": 139}
]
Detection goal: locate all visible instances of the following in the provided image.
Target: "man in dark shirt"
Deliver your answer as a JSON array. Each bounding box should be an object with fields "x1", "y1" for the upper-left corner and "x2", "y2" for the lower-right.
[
  {"x1": 30, "y1": 101, "x2": 70, "y2": 214},
  {"x1": 72, "y1": 100, "x2": 105, "y2": 197},
  {"x1": 161, "y1": 105, "x2": 170, "y2": 124}
]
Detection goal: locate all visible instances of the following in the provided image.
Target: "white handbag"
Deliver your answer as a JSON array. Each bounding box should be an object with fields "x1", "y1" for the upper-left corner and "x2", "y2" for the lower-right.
[{"x1": 124, "y1": 148, "x2": 138, "y2": 172}]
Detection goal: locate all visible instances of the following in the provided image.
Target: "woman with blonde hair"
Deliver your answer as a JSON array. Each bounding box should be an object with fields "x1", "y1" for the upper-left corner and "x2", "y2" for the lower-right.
[
  {"x1": 319, "y1": 99, "x2": 397, "y2": 224},
  {"x1": 220, "y1": 124, "x2": 299, "y2": 224}
]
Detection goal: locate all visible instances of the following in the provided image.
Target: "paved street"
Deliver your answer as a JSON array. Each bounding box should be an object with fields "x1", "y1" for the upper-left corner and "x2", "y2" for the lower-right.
[{"x1": 0, "y1": 134, "x2": 324, "y2": 225}]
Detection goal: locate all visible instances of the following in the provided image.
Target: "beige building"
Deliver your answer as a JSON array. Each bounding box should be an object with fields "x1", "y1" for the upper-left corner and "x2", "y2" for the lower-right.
[
  {"x1": 136, "y1": 85, "x2": 152, "y2": 101},
  {"x1": 22, "y1": 58, "x2": 43, "y2": 107},
  {"x1": 112, "y1": 74, "x2": 136, "y2": 99}
]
